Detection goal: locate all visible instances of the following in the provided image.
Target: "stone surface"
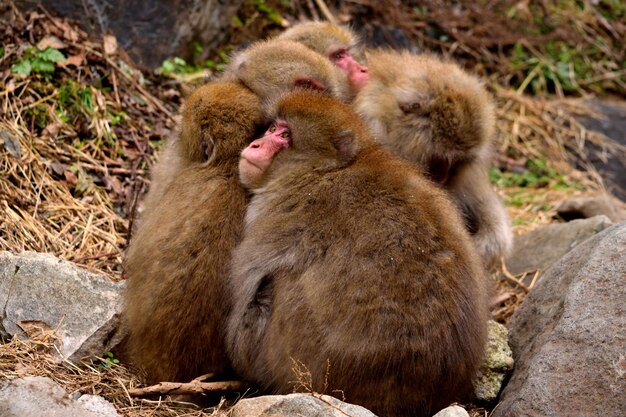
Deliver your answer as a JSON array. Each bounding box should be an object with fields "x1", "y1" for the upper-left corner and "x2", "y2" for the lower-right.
[
  {"x1": 15, "y1": 0, "x2": 244, "y2": 69},
  {"x1": 473, "y1": 320, "x2": 514, "y2": 402},
  {"x1": 0, "y1": 251, "x2": 125, "y2": 362},
  {"x1": 432, "y1": 405, "x2": 470, "y2": 417},
  {"x1": 0, "y1": 376, "x2": 120, "y2": 417},
  {"x1": 493, "y1": 222, "x2": 626, "y2": 417},
  {"x1": 577, "y1": 99, "x2": 626, "y2": 201},
  {"x1": 229, "y1": 393, "x2": 378, "y2": 417},
  {"x1": 505, "y1": 215, "x2": 612, "y2": 275},
  {"x1": 556, "y1": 193, "x2": 626, "y2": 222}
]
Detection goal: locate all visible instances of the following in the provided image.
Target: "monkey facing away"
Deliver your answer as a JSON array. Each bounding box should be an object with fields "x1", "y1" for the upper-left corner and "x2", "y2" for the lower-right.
[
  {"x1": 355, "y1": 50, "x2": 512, "y2": 269},
  {"x1": 221, "y1": 39, "x2": 354, "y2": 104},
  {"x1": 227, "y1": 90, "x2": 490, "y2": 417},
  {"x1": 277, "y1": 22, "x2": 512, "y2": 269},
  {"x1": 124, "y1": 82, "x2": 264, "y2": 383}
]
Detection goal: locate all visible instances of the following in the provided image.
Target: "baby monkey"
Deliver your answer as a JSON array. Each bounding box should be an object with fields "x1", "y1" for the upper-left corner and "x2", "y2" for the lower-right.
[{"x1": 227, "y1": 90, "x2": 490, "y2": 417}]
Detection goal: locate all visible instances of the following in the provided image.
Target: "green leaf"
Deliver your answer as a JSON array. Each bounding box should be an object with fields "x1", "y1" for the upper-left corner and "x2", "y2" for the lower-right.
[
  {"x1": 232, "y1": 15, "x2": 243, "y2": 28},
  {"x1": 32, "y1": 58, "x2": 55, "y2": 74},
  {"x1": 39, "y1": 47, "x2": 65, "y2": 62},
  {"x1": 0, "y1": 47, "x2": 4, "y2": 58},
  {"x1": 11, "y1": 60, "x2": 32, "y2": 75}
]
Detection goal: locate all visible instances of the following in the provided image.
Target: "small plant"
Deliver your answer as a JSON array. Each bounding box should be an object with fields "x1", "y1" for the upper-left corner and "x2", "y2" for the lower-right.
[
  {"x1": 57, "y1": 80, "x2": 94, "y2": 119},
  {"x1": 98, "y1": 351, "x2": 120, "y2": 370},
  {"x1": 254, "y1": 0, "x2": 284, "y2": 25},
  {"x1": 11, "y1": 46, "x2": 65, "y2": 77},
  {"x1": 489, "y1": 158, "x2": 583, "y2": 190}
]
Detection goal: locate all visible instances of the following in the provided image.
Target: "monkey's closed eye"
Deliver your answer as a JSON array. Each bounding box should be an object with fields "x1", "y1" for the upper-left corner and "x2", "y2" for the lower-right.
[{"x1": 330, "y1": 49, "x2": 347, "y2": 61}]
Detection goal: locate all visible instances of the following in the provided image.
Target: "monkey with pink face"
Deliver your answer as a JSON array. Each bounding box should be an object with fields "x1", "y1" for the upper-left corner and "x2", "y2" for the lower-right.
[{"x1": 227, "y1": 90, "x2": 490, "y2": 417}]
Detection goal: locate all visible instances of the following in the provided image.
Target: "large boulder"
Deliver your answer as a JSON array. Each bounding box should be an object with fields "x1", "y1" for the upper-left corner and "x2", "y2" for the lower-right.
[
  {"x1": 556, "y1": 193, "x2": 626, "y2": 222},
  {"x1": 0, "y1": 251, "x2": 125, "y2": 362},
  {"x1": 505, "y1": 215, "x2": 612, "y2": 275},
  {"x1": 15, "y1": 0, "x2": 244, "y2": 69},
  {"x1": 577, "y1": 99, "x2": 626, "y2": 201},
  {"x1": 493, "y1": 222, "x2": 626, "y2": 417},
  {"x1": 0, "y1": 376, "x2": 120, "y2": 417}
]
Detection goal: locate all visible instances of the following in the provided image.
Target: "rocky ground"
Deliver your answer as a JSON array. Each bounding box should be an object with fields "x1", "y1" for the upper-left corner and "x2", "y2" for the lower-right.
[{"x1": 0, "y1": 1, "x2": 625, "y2": 416}]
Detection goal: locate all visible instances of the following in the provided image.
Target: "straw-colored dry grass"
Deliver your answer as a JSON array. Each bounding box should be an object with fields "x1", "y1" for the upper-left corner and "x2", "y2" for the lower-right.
[{"x1": 0, "y1": 327, "x2": 228, "y2": 416}]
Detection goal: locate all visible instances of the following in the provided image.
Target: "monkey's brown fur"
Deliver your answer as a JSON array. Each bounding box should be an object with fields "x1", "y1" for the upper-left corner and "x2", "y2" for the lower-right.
[
  {"x1": 124, "y1": 82, "x2": 264, "y2": 383},
  {"x1": 222, "y1": 39, "x2": 352, "y2": 103},
  {"x1": 277, "y1": 21, "x2": 363, "y2": 59},
  {"x1": 227, "y1": 91, "x2": 490, "y2": 417},
  {"x1": 355, "y1": 50, "x2": 512, "y2": 269}
]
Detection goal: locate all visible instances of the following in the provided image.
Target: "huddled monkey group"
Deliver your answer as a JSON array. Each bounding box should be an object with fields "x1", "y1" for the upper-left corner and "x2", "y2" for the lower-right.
[{"x1": 124, "y1": 21, "x2": 512, "y2": 417}]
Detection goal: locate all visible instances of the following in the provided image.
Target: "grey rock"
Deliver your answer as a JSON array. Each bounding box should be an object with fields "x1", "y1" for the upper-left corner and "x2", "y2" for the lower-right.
[
  {"x1": 556, "y1": 193, "x2": 626, "y2": 222},
  {"x1": 493, "y1": 222, "x2": 626, "y2": 417},
  {"x1": 432, "y1": 405, "x2": 470, "y2": 417},
  {"x1": 0, "y1": 376, "x2": 121, "y2": 417},
  {"x1": 76, "y1": 395, "x2": 121, "y2": 417},
  {"x1": 15, "y1": 0, "x2": 244, "y2": 69},
  {"x1": 0, "y1": 251, "x2": 125, "y2": 362},
  {"x1": 505, "y1": 215, "x2": 612, "y2": 276},
  {"x1": 473, "y1": 320, "x2": 514, "y2": 402},
  {"x1": 577, "y1": 99, "x2": 626, "y2": 201},
  {"x1": 229, "y1": 393, "x2": 378, "y2": 417}
]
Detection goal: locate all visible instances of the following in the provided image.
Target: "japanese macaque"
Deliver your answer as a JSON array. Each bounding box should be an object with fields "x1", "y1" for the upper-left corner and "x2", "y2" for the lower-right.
[
  {"x1": 355, "y1": 50, "x2": 512, "y2": 269},
  {"x1": 277, "y1": 21, "x2": 369, "y2": 95},
  {"x1": 277, "y1": 21, "x2": 512, "y2": 268},
  {"x1": 221, "y1": 39, "x2": 353, "y2": 103},
  {"x1": 124, "y1": 82, "x2": 264, "y2": 383},
  {"x1": 226, "y1": 90, "x2": 490, "y2": 417}
]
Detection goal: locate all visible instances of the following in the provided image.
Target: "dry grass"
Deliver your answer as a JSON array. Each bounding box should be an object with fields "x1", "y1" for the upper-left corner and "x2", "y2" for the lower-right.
[
  {"x1": 0, "y1": 5, "x2": 178, "y2": 278},
  {"x1": 0, "y1": 328, "x2": 227, "y2": 416}
]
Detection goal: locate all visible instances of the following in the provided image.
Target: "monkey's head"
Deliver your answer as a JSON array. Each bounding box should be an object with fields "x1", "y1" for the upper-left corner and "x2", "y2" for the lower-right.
[
  {"x1": 356, "y1": 51, "x2": 495, "y2": 185},
  {"x1": 225, "y1": 39, "x2": 352, "y2": 104},
  {"x1": 278, "y1": 22, "x2": 369, "y2": 94},
  {"x1": 181, "y1": 82, "x2": 265, "y2": 165},
  {"x1": 239, "y1": 91, "x2": 368, "y2": 189}
]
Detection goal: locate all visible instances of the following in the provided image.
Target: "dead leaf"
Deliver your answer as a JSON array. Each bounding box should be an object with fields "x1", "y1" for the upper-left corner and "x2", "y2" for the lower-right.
[
  {"x1": 0, "y1": 129, "x2": 22, "y2": 158},
  {"x1": 49, "y1": 160, "x2": 67, "y2": 177},
  {"x1": 64, "y1": 170, "x2": 78, "y2": 186},
  {"x1": 5, "y1": 79, "x2": 16, "y2": 94},
  {"x1": 17, "y1": 320, "x2": 53, "y2": 337},
  {"x1": 43, "y1": 122, "x2": 63, "y2": 137},
  {"x1": 59, "y1": 53, "x2": 84, "y2": 68},
  {"x1": 105, "y1": 176, "x2": 124, "y2": 195},
  {"x1": 37, "y1": 35, "x2": 67, "y2": 51},
  {"x1": 103, "y1": 33, "x2": 118, "y2": 56}
]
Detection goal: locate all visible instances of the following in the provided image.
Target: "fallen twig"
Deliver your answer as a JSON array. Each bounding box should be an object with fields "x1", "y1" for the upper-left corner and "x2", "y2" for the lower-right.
[
  {"x1": 500, "y1": 259, "x2": 530, "y2": 293},
  {"x1": 128, "y1": 379, "x2": 247, "y2": 397}
]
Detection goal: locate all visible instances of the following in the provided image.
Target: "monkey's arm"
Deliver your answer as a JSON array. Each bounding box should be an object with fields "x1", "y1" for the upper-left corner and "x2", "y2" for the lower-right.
[{"x1": 449, "y1": 162, "x2": 512, "y2": 270}]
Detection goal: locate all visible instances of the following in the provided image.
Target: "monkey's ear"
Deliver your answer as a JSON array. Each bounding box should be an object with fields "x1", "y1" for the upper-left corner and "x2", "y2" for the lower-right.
[{"x1": 333, "y1": 129, "x2": 359, "y2": 165}]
